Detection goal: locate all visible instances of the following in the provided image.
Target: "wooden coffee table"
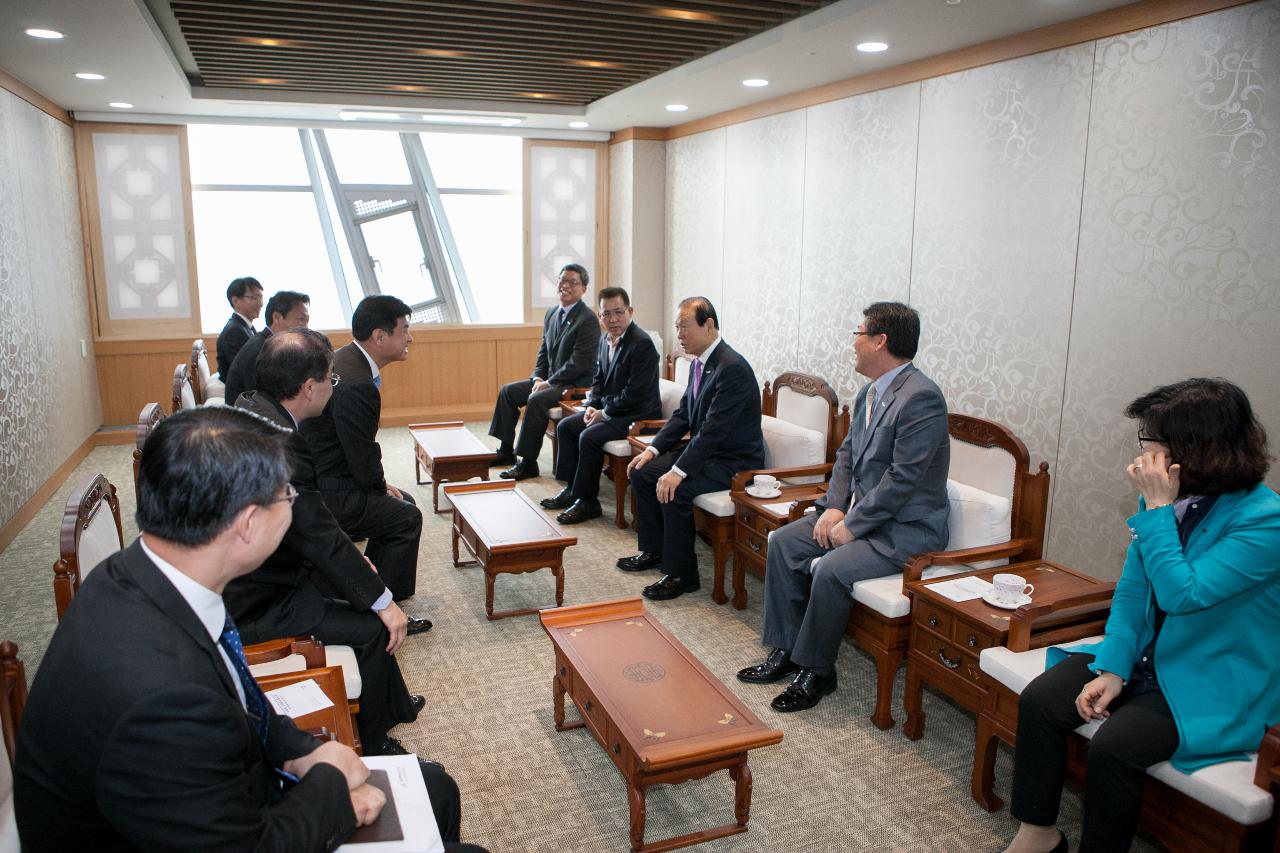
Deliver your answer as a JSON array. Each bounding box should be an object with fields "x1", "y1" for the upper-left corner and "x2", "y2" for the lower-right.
[
  {"x1": 442, "y1": 480, "x2": 576, "y2": 620},
  {"x1": 729, "y1": 483, "x2": 826, "y2": 610},
  {"x1": 541, "y1": 597, "x2": 783, "y2": 853},
  {"x1": 902, "y1": 560, "x2": 1113, "y2": 740},
  {"x1": 409, "y1": 421, "x2": 498, "y2": 513}
]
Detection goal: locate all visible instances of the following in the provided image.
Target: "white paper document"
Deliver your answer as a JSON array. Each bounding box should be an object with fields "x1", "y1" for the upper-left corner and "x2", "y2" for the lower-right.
[
  {"x1": 928, "y1": 576, "x2": 996, "y2": 603},
  {"x1": 338, "y1": 754, "x2": 444, "y2": 853},
  {"x1": 263, "y1": 678, "x2": 334, "y2": 718},
  {"x1": 761, "y1": 501, "x2": 795, "y2": 517}
]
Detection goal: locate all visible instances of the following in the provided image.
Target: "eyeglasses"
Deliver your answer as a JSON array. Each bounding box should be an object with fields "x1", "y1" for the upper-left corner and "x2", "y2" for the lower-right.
[
  {"x1": 1137, "y1": 430, "x2": 1165, "y2": 449},
  {"x1": 330, "y1": 372, "x2": 341, "y2": 387},
  {"x1": 268, "y1": 483, "x2": 298, "y2": 507},
  {"x1": 600, "y1": 308, "x2": 629, "y2": 319}
]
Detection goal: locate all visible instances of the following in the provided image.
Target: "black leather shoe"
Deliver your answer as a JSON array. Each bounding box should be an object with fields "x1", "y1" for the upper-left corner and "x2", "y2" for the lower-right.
[
  {"x1": 369, "y1": 736, "x2": 411, "y2": 756},
  {"x1": 737, "y1": 649, "x2": 800, "y2": 684},
  {"x1": 557, "y1": 499, "x2": 602, "y2": 525},
  {"x1": 499, "y1": 462, "x2": 539, "y2": 480},
  {"x1": 409, "y1": 694, "x2": 426, "y2": 721},
  {"x1": 491, "y1": 451, "x2": 517, "y2": 467},
  {"x1": 770, "y1": 669, "x2": 838, "y2": 713},
  {"x1": 616, "y1": 551, "x2": 663, "y2": 572},
  {"x1": 642, "y1": 574, "x2": 700, "y2": 601},
  {"x1": 540, "y1": 488, "x2": 575, "y2": 510},
  {"x1": 406, "y1": 616, "x2": 433, "y2": 635}
]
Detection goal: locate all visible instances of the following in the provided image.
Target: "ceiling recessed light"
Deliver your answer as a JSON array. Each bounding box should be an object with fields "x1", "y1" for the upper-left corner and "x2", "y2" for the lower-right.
[
  {"x1": 25, "y1": 28, "x2": 64, "y2": 39},
  {"x1": 417, "y1": 48, "x2": 466, "y2": 58},
  {"x1": 570, "y1": 59, "x2": 620, "y2": 69},
  {"x1": 569, "y1": 121, "x2": 589, "y2": 129},
  {"x1": 109, "y1": 102, "x2": 133, "y2": 109},
  {"x1": 665, "y1": 104, "x2": 688, "y2": 112},
  {"x1": 75, "y1": 72, "x2": 105, "y2": 81},
  {"x1": 652, "y1": 8, "x2": 720, "y2": 22},
  {"x1": 742, "y1": 78, "x2": 769, "y2": 88},
  {"x1": 857, "y1": 41, "x2": 889, "y2": 53}
]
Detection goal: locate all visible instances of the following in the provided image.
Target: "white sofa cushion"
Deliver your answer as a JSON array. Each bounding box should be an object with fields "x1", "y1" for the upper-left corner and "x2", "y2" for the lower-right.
[
  {"x1": 979, "y1": 641, "x2": 1272, "y2": 827},
  {"x1": 946, "y1": 479, "x2": 1012, "y2": 551},
  {"x1": 658, "y1": 378, "x2": 684, "y2": 418},
  {"x1": 603, "y1": 438, "x2": 631, "y2": 456},
  {"x1": 761, "y1": 414, "x2": 825, "y2": 473},
  {"x1": 693, "y1": 489, "x2": 734, "y2": 517}
]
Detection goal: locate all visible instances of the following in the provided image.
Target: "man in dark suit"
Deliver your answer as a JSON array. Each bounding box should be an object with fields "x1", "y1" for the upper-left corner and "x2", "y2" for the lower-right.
[
  {"x1": 232, "y1": 329, "x2": 428, "y2": 755},
  {"x1": 738, "y1": 302, "x2": 950, "y2": 712},
  {"x1": 302, "y1": 296, "x2": 423, "y2": 605},
  {"x1": 216, "y1": 275, "x2": 264, "y2": 381},
  {"x1": 620, "y1": 296, "x2": 765, "y2": 601},
  {"x1": 489, "y1": 263, "x2": 600, "y2": 480},
  {"x1": 13, "y1": 408, "x2": 392, "y2": 849},
  {"x1": 225, "y1": 289, "x2": 311, "y2": 406},
  {"x1": 540, "y1": 286, "x2": 661, "y2": 524}
]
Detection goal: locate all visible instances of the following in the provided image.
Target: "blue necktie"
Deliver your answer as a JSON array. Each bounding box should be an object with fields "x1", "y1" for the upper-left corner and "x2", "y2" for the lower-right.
[
  {"x1": 218, "y1": 614, "x2": 271, "y2": 746},
  {"x1": 373, "y1": 375, "x2": 382, "y2": 389}
]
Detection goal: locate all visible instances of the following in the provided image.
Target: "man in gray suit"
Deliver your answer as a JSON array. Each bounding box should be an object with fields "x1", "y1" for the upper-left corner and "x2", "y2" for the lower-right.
[{"x1": 738, "y1": 302, "x2": 949, "y2": 712}]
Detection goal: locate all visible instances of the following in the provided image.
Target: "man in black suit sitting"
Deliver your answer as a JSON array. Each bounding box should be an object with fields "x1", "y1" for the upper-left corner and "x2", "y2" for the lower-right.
[
  {"x1": 13, "y1": 407, "x2": 482, "y2": 851},
  {"x1": 303, "y1": 296, "x2": 424, "y2": 608},
  {"x1": 540, "y1": 286, "x2": 661, "y2": 524},
  {"x1": 232, "y1": 329, "x2": 425, "y2": 756},
  {"x1": 216, "y1": 275, "x2": 263, "y2": 381},
  {"x1": 489, "y1": 263, "x2": 601, "y2": 480},
  {"x1": 224, "y1": 289, "x2": 311, "y2": 406},
  {"x1": 620, "y1": 297, "x2": 765, "y2": 600}
]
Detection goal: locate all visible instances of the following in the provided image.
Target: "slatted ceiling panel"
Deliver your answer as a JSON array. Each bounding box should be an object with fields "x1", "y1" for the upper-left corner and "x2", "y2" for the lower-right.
[{"x1": 169, "y1": 0, "x2": 834, "y2": 106}]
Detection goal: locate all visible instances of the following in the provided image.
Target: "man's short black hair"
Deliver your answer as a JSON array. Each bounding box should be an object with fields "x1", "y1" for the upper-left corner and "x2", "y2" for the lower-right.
[
  {"x1": 863, "y1": 301, "x2": 920, "y2": 360},
  {"x1": 226, "y1": 277, "x2": 262, "y2": 305},
  {"x1": 1126, "y1": 377, "x2": 1271, "y2": 496},
  {"x1": 678, "y1": 296, "x2": 718, "y2": 330},
  {"x1": 136, "y1": 408, "x2": 290, "y2": 547},
  {"x1": 352, "y1": 295, "x2": 412, "y2": 342},
  {"x1": 265, "y1": 291, "x2": 310, "y2": 327},
  {"x1": 560, "y1": 263, "x2": 590, "y2": 288},
  {"x1": 257, "y1": 329, "x2": 333, "y2": 401},
  {"x1": 597, "y1": 286, "x2": 630, "y2": 307}
]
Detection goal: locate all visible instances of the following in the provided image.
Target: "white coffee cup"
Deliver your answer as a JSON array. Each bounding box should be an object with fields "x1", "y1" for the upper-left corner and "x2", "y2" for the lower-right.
[
  {"x1": 992, "y1": 573, "x2": 1034, "y2": 604},
  {"x1": 752, "y1": 474, "x2": 778, "y2": 492}
]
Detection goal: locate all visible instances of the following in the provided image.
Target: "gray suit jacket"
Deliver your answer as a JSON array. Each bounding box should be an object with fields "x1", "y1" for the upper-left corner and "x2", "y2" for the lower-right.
[{"x1": 817, "y1": 363, "x2": 950, "y2": 564}]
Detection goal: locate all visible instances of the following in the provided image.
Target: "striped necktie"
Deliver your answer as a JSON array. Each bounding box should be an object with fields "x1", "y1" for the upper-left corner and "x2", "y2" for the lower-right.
[{"x1": 218, "y1": 614, "x2": 271, "y2": 746}]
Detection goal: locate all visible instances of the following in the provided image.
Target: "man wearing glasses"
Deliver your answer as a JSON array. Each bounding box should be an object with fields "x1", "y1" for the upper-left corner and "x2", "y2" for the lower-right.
[
  {"x1": 489, "y1": 263, "x2": 601, "y2": 480},
  {"x1": 540, "y1": 287, "x2": 661, "y2": 524},
  {"x1": 231, "y1": 329, "x2": 425, "y2": 756}
]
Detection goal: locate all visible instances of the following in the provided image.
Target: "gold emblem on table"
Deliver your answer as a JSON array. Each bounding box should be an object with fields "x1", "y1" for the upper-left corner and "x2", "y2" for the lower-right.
[
  {"x1": 625, "y1": 621, "x2": 643, "y2": 627},
  {"x1": 717, "y1": 713, "x2": 737, "y2": 726},
  {"x1": 643, "y1": 728, "x2": 667, "y2": 740},
  {"x1": 568, "y1": 628, "x2": 585, "y2": 637}
]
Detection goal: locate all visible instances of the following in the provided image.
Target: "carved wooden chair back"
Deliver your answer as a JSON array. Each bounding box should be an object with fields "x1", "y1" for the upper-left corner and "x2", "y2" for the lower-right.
[
  {"x1": 133, "y1": 402, "x2": 165, "y2": 506},
  {"x1": 190, "y1": 339, "x2": 212, "y2": 404},
  {"x1": 52, "y1": 474, "x2": 124, "y2": 620},
  {"x1": 762, "y1": 372, "x2": 851, "y2": 465},
  {"x1": 172, "y1": 362, "x2": 196, "y2": 414}
]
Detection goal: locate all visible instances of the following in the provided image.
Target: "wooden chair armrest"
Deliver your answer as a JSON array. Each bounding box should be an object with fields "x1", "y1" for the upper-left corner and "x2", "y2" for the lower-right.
[
  {"x1": 787, "y1": 497, "x2": 823, "y2": 522},
  {"x1": 560, "y1": 386, "x2": 591, "y2": 401},
  {"x1": 728, "y1": 463, "x2": 834, "y2": 492},
  {"x1": 560, "y1": 400, "x2": 583, "y2": 417},
  {"x1": 902, "y1": 539, "x2": 1036, "y2": 585},
  {"x1": 627, "y1": 419, "x2": 669, "y2": 437},
  {"x1": 303, "y1": 726, "x2": 337, "y2": 744},
  {"x1": 1006, "y1": 587, "x2": 1115, "y2": 652},
  {"x1": 1254, "y1": 722, "x2": 1280, "y2": 790},
  {"x1": 244, "y1": 635, "x2": 325, "y2": 669}
]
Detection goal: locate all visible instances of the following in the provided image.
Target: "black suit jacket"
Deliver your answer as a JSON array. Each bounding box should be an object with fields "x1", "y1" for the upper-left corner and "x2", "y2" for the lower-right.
[
  {"x1": 226, "y1": 327, "x2": 273, "y2": 407},
  {"x1": 532, "y1": 301, "x2": 600, "y2": 387},
  {"x1": 302, "y1": 343, "x2": 386, "y2": 493},
  {"x1": 216, "y1": 313, "x2": 254, "y2": 381},
  {"x1": 585, "y1": 323, "x2": 661, "y2": 424},
  {"x1": 227, "y1": 392, "x2": 387, "y2": 629},
  {"x1": 651, "y1": 340, "x2": 765, "y2": 473},
  {"x1": 13, "y1": 541, "x2": 355, "y2": 852}
]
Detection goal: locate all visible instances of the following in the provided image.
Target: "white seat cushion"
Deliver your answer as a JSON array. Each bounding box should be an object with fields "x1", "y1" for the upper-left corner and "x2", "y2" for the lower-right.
[
  {"x1": 205, "y1": 376, "x2": 226, "y2": 398},
  {"x1": 658, "y1": 378, "x2": 684, "y2": 418},
  {"x1": 946, "y1": 479, "x2": 1012, "y2": 550},
  {"x1": 247, "y1": 645, "x2": 362, "y2": 700},
  {"x1": 78, "y1": 502, "x2": 122, "y2": 581},
  {"x1": 549, "y1": 407, "x2": 565, "y2": 420},
  {"x1": 201, "y1": 396, "x2": 225, "y2": 408},
  {"x1": 693, "y1": 489, "x2": 734, "y2": 517},
  {"x1": 850, "y1": 566, "x2": 963, "y2": 618},
  {"x1": 979, "y1": 641, "x2": 1272, "y2": 827},
  {"x1": 761, "y1": 414, "x2": 825, "y2": 480},
  {"x1": 602, "y1": 438, "x2": 631, "y2": 456}
]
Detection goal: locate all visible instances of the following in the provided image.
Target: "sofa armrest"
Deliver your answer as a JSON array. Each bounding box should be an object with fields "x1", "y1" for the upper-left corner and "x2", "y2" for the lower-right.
[
  {"x1": 1006, "y1": 587, "x2": 1115, "y2": 652},
  {"x1": 902, "y1": 539, "x2": 1036, "y2": 586}
]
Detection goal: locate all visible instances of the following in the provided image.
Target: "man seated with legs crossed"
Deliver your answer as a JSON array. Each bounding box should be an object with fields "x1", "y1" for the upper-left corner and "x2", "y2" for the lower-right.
[
  {"x1": 303, "y1": 296, "x2": 427, "y2": 624},
  {"x1": 13, "y1": 408, "x2": 484, "y2": 852},
  {"x1": 541, "y1": 286, "x2": 661, "y2": 524},
  {"x1": 231, "y1": 329, "x2": 424, "y2": 756},
  {"x1": 620, "y1": 296, "x2": 765, "y2": 601},
  {"x1": 489, "y1": 263, "x2": 600, "y2": 480},
  {"x1": 738, "y1": 302, "x2": 950, "y2": 712}
]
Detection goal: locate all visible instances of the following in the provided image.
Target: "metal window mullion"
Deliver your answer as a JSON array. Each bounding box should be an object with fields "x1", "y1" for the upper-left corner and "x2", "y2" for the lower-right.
[
  {"x1": 401, "y1": 133, "x2": 464, "y2": 324},
  {"x1": 404, "y1": 134, "x2": 478, "y2": 324},
  {"x1": 191, "y1": 184, "x2": 312, "y2": 192},
  {"x1": 314, "y1": 129, "x2": 379, "y2": 299},
  {"x1": 298, "y1": 128, "x2": 352, "y2": 320}
]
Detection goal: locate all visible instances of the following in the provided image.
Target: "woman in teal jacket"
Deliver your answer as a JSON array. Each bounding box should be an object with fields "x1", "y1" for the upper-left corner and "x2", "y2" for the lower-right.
[{"x1": 1002, "y1": 378, "x2": 1280, "y2": 853}]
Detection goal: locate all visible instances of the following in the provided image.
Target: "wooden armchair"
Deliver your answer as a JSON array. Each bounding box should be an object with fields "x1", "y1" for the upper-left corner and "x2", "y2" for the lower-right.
[
  {"x1": 133, "y1": 402, "x2": 166, "y2": 506},
  {"x1": 975, "y1": 594, "x2": 1280, "y2": 851},
  {"x1": 191, "y1": 339, "x2": 225, "y2": 406},
  {"x1": 244, "y1": 636, "x2": 360, "y2": 752},
  {"x1": 1, "y1": 639, "x2": 27, "y2": 844},
  {"x1": 172, "y1": 362, "x2": 197, "y2": 414},
  {"x1": 544, "y1": 385, "x2": 592, "y2": 472},
  {"x1": 53, "y1": 474, "x2": 124, "y2": 620}
]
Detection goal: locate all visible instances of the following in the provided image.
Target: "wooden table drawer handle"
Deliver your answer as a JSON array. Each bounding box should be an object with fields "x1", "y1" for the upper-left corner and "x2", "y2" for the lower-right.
[
  {"x1": 739, "y1": 511, "x2": 753, "y2": 525},
  {"x1": 937, "y1": 649, "x2": 961, "y2": 670},
  {"x1": 584, "y1": 700, "x2": 592, "y2": 711},
  {"x1": 559, "y1": 666, "x2": 567, "y2": 676},
  {"x1": 613, "y1": 743, "x2": 621, "y2": 755},
  {"x1": 966, "y1": 634, "x2": 979, "y2": 648},
  {"x1": 928, "y1": 614, "x2": 940, "y2": 627},
  {"x1": 749, "y1": 540, "x2": 761, "y2": 553}
]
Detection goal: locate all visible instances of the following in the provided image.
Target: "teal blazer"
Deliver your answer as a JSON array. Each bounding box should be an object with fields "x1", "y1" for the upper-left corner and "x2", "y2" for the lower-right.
[{"x1": 1048, "y1": 483, "x2": 1280, "y2": 772}]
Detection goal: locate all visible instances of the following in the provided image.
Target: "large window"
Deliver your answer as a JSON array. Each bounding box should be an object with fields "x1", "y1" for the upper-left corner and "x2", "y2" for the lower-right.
[{"x1": 188, "y1": 124, "x2": 522, "y2": 331}]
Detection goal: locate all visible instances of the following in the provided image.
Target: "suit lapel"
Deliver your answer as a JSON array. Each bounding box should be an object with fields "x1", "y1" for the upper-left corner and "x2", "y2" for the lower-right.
[
  {"x1": 851, "y1": 365, "x2": 916, "y2": 469},
  {"x1": 603, "y1": 323, "x2": 633, "y2": 386},
  {"x1": 691, "y1": 342, "x2": 724, "y2": 426}
]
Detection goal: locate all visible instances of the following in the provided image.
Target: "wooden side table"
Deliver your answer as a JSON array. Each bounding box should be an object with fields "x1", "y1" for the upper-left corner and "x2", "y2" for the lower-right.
[
  {"x1": 729, "y1": 483, "x2": 826, "y2": 610},
  {"x1": 902, "y1": 560, "x2": 1112, "y2": 741},
  {"x1": 409, "y1": 421, "x2": 497, "y2": 513},
  {"x1": 442, "y1": 480, "x2": 577, "y2": 620},
  {"x1": 541, "y1": 597, "x2": 783, "y2": 852}
]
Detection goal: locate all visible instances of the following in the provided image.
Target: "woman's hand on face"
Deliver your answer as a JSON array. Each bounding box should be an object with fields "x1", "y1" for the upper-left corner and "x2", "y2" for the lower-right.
[
  {"x1": 1075, "y1": 672, "x2": 1124, "y2": 723},
  {"x1": 1126, "y1": 450, "x2": 1181, "y2": 508}
]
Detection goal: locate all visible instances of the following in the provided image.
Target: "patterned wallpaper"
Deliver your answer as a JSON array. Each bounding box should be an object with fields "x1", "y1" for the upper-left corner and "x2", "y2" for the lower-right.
[
  {"x1": 656, "y1": 1, "x2": 1280, "y2": 579},
  {"x1": 0, "y1": 90, "x2": 102, "y2": 528}
]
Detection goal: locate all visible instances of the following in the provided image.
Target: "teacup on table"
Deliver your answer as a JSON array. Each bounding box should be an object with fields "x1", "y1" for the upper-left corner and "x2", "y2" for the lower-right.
[
  {"x1": 752, "y1": 474, "x2": 778, "y2": 493},
  {"x1": 991, "y1": 573, "x2": 1034, "y2": 605}
]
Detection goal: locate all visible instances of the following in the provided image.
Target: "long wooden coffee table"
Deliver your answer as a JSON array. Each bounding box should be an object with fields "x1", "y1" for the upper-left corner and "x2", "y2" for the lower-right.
[
  {"x1": 541, "y1": 597, "x2": 783, "y2": 852},
  {"x1": 442, "y1": 480, "x2": 576, "y2": 620},
  {"x1": 409, "y1": 421, "x2": 498, "y2": 513}
]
